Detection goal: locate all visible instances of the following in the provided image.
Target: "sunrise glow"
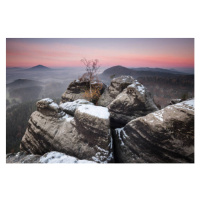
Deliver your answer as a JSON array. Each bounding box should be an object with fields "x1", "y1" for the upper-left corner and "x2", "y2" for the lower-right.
[{"x1": 6, "y1": 38, "x2": 194, "y2": 69}]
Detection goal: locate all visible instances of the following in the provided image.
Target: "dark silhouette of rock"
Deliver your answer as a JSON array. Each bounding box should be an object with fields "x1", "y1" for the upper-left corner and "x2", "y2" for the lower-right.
[{"x1": 113, "y1": 99, "x2": 194, "y2": 163}]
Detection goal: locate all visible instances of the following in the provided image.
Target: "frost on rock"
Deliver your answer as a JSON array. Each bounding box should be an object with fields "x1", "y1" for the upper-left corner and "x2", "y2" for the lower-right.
[
  {"x1": 127, "y1": 80, "x2": 146, "y2": 95},
  {"x1": 39, "y1": 151, "x2": 96, "y2": 163},
  {"x1": 115, "y1": 128, "x2": 129, "y2": 146},
  {"x1": 77, "y1": 104, "x2": 110, "y2": 119},
  {"x1": 92, "y1": 146, "x2": 113, "y2": 163}
]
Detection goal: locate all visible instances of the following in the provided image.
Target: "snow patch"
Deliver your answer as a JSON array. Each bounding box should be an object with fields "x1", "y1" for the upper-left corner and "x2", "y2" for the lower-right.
[
  {"x1": 174, "y1": 99, "x2": 194, "y2": 111},
  {"x1": 40, "y1": 98, "x2": 53, "y2": 103},
  {"x1": 77, "y1": 105, "x2": 110, "y2": 119},
  {"x1": 39, "y1": 151, "x2": 96, "y2": 163}
]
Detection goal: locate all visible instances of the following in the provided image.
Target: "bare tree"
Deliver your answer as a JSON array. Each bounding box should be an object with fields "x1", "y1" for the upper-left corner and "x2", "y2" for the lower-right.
[{"x1": 80, "y1": 58, "x2": 101, "y2": 101}]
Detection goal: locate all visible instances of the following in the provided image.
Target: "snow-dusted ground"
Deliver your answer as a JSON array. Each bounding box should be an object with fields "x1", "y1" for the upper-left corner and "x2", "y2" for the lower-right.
[
  {"x1": 40, "y1": 151, "x2": 96, "y2": 163},
  {"x1": 77, "y1": 104, "x2": 110, "y2": 119}
]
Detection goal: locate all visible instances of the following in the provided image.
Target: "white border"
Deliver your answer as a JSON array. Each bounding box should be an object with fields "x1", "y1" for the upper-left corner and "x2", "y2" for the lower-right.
[{"x1": 1, "y1": 0, "x2": 199, "y2": 200}]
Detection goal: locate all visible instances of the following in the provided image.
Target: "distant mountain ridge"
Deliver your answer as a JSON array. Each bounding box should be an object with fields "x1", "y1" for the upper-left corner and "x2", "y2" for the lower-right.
[
  {"x1": 101, "y1": 65, "x2": 186, "y2": 78},
  {"x1": 28, "y1": 65, "x2": 50, "y2": 71}
]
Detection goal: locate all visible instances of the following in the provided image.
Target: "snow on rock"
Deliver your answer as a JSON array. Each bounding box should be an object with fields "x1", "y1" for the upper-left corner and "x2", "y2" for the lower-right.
[
  {"x1": 49, "y1": 102, "x2": 59, "y2": 110},
  {"x1": 39, "y1": 151, "x2": 96, "y2": 163},
  {"x1": 127, "y1": 80, "x2": 145, "y2": 95},
  {"x1": 40, "y1": 98, "x2": 53, "y2": 103},
  {"x1": 77, "y1": 104, "x2": 110, "y2": 119},
  {"x1": 59, "y1": 99, "x2": 93, "y2": 115},
  {"x1": 176, "y1": 99, "x2": 194, "y2": 108},
  {"x1": 61, "y1": 113, "x2": 73, "y2": 122},
  {"x1": 115, "y1": 128, "x2": 127, "y2": 146}
]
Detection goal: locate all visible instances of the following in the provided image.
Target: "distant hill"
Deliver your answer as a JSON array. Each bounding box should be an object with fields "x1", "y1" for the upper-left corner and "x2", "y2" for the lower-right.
[
  {"x1": 27, "y1": 65, "x2": 51, "y2": 71},
  {"x1": 101, "y1": 65, "x2": 133, "y2": 77},
  {"x1": 7, "y1": 79, "x2": 41, "y2": 89},
  {"x1": 100, "y1": 65, "x2": 187, "y2": 81}
]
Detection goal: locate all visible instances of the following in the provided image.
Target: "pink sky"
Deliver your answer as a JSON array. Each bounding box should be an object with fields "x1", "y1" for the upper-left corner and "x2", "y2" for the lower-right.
[{"x1": 6, "y1": 38, "x2": 194, "y2": 68}]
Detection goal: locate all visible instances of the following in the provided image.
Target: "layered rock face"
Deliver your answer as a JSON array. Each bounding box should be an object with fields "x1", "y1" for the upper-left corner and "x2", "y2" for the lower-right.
[
  {"x1": 97, "y1": 76, "x2": 135, "y2": 107},
  {"x1": 20, "y1": 98, "x2": 113, "y2": 163},
  {"x1": 6, "y1": 151, "x2": 96, "y2": 163},
  {"x1": 113, "y1": 99, "x2": 194, "y2": 163},
  {"x1": 108, "y1": 79, "x2": 158, "y2": 127},
  {"x1": 61, "y1": 79, "x2": 106, "y2": 103}
]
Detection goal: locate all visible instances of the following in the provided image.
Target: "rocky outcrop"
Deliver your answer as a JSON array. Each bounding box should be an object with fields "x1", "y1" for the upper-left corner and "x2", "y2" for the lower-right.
[
  {"x1": 97, "y1": 76, "x2": 135, "y2": 107},
  {"x1": 108, "y1": 79, "x2": 158, "y2": 127},
  {"x1": 36, "y1": 98, "x2": 65, "y2": 117},
  {"x1": 6, "y1": 151, "x2": 96, "y2": 163},
  {"x1": 20, "y1": 98, "x2": 113, "y2": 163},
  {"x1": 113, "y1": 99, "x2": 194, "y2": 163},
  {"x1": 61, "y1": 79, "x2": 106, "y2": 103}
]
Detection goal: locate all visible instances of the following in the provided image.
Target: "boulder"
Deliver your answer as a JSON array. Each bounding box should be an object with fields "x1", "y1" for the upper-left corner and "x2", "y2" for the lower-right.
[
  {"x1": 6, "y1": 151, "x2": 96, "y2": 163},
  {"x1": 61, "y1": 79, "x2": 106, "y2": 103},
  {"x1": 20, "y1": 99, "x2": 113, "y2": 163},
  {"x1": 97, "y1": 76, "x2": 135, "y2": 107},
  {"x1": 113, "y1": 99, "x2": 194, "y2": 163},
  {"x1": 108, "y1": 79, "x2": 158, "y2": 127}
]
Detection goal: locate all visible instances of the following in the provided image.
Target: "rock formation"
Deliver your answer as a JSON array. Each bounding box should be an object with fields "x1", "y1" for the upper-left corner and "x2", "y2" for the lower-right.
[
  {"x1": 97, "y1": 76, "x2": 135, "y2": 107},
  {"x1": 113, "y1": 99, "x2": 194, "y2": 163},
  {"x1": 20, "y1": 98, "x2": 113, "y2": 163},
  {"x1": 7, "y1": 75, "x2": 194, "y2": 164},
  {"x1": 108, "y1": 79, "x2": 158, "y2": 127}
]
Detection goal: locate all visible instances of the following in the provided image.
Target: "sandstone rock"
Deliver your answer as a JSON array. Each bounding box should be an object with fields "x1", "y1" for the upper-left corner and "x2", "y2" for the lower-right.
[
  {"x1": 113, "y1": 99, "x2": 194, "y2": 163},
  {"x1": 59, "y1": 99, "x2": 93, "y2": 116},
  {"x1": 97, "y1": 76, "x2": 135, "y2": 107},
  {"x1": 61, "y1": 79, "x2": 106, "y2": 103},
  {"x1": 6, "y1": 151, "x2": 96, "y2": 163},
  {"x1": 36, "y1": 98, "x2": 64, "y2": 117},
  {"x1": 108, "y1": 79, "x2": 158, "y2": 127},
  {"x1": 20, "y1": 101, "x2": 113, "y2": 163}
]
